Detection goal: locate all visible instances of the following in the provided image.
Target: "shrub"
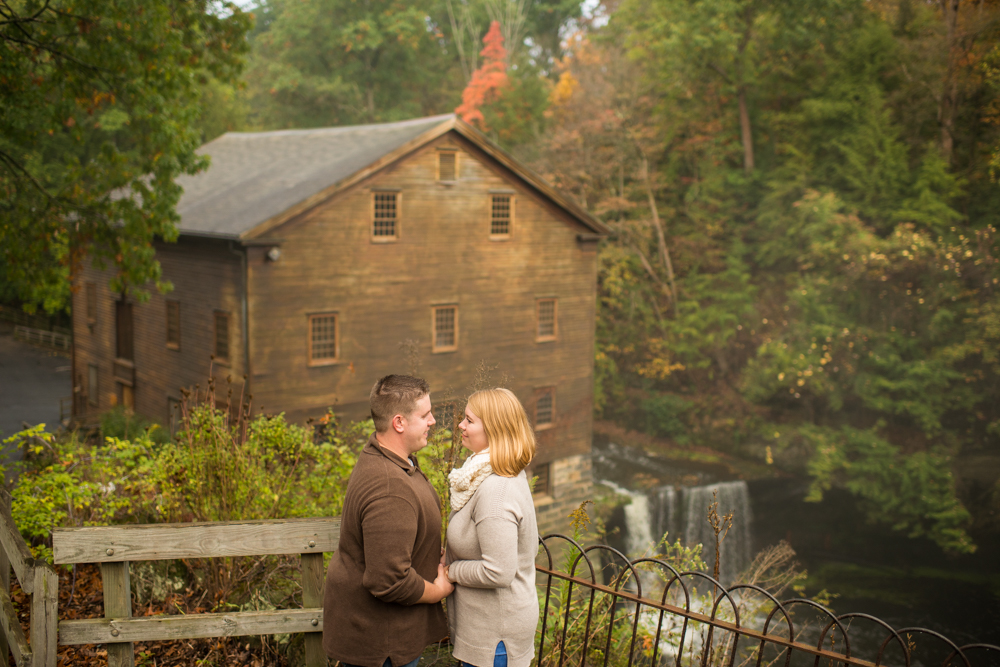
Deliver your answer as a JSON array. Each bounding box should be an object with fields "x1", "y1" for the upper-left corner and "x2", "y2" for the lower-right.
[
  {"x1": 100, "y1": 405, "x2": 171, "y2": 445},
  {"x1": 640, "y1": 393, "x2": 693, "y2": 442}
]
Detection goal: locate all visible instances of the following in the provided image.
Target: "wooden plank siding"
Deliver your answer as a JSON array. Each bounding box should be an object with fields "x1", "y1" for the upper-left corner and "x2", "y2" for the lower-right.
[
  {"x1": 245, "y1": 131, "x2": 596, "y2": 463},
  {"x1": 72, "y1": 236, "x2": 246, "y2": 426}
]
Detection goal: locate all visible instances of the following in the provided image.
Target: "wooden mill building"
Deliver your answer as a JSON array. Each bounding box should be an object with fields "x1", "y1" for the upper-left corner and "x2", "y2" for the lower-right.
[{"x1": 72, "y1": 114, "x2": 606, "y2": 531}]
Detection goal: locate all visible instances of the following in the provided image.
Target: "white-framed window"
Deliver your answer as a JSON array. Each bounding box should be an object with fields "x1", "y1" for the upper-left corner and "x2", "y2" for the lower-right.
[
  {"x1": 432, "y1": 305, "x2": 458, "y2": 352},
  {"x1": 372, "y1": 191, "x2": 399, "y2": 240},
  {"x1": 490, "y1": 194, "x2": 512, "y2": 237},
  {"x1": 308, "y1": 312, "x2": 339, "y2": 365},
  {"x1": 536, "y1": 298, "x2": 557, "y2": 341}
]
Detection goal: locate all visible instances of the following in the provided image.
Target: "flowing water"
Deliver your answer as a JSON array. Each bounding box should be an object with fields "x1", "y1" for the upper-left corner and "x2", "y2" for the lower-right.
[{"x1": 592, "y1": 435, "x2": 1000, "y2": 647}]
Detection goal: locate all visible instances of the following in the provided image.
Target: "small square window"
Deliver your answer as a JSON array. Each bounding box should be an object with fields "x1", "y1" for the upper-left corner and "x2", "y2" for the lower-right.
[
  {"x1": 214, "y1": 311, "x2": 230, "y2": 363},
  {"x1": 166, "y1": 300, "x2": 181, "y2": 350},
  {"x1": 373, "y1": 192, "x2": 398, "y2": 239},
  {"x1": 433, "y1": 306, "x2": 458, "y2": 352},
  {"x1": 491, "y1": 195, "x2": 511, "y2": 236},
  {"x1": 309, "y1": 313, "x2": 339, "y2": 365},
  {"x1": 532, "y1": 462, "x2": 552, "y2": 496},
  {"x1": 438, "y1": 151, "x2": 457, "y2": 181},
  {"x1": 87, "y1": 364, "x2": 98, "y2": 406},
  {"x1": 85, "y1": 282, "x2": 97, "y2": 323},
  {"x1": 537, "y1": 298, "x2": 557, "y2": 341},
  {"x1": 535, "y1": 388, "x2": 554, "y2": 428}
]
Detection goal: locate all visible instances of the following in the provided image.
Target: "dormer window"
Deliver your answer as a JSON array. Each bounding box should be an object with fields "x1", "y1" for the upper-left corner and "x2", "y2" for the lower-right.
[{"x1": 438, "y1": 150, "x2": 457, "y2": 181}]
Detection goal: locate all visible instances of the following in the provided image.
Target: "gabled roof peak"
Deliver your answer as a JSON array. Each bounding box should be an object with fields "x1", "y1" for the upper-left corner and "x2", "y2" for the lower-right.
[{"x1": 175, "y1": 113, "x2": 606, "y2": 240}]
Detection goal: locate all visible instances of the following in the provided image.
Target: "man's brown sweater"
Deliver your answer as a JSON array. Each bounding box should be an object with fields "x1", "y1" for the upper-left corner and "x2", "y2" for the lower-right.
[{"x1": 323, "y1": 435, "x2": 448, "y2": 667}]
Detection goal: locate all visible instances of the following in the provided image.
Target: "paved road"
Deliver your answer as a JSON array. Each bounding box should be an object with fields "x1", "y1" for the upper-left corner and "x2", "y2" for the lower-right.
[{"x1": 0, "y1": 326, "x2": 71, "y2": 462}]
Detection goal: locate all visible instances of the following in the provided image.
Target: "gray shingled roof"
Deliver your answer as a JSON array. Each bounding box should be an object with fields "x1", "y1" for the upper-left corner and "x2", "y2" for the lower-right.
[{"x1": 175, "y1": 114, "x2": 453, "y2": 238}]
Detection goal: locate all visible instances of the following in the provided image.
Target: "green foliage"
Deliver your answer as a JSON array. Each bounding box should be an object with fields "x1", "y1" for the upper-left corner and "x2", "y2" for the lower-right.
[
  {"x1": 100, "y1": 406, "x2": 171, "y2": 446},
  {"x1": 244, "y1": 0, "x2": 463, "y2": 129},
  {"x1": 0, "y1": 0, "x2": 253, "y2": 313},
  {"x1": 3, "y1": 425, "x2": 157, "y2": 562},
  {"x1": 640, "y1": 393, "x2": 693, "y2": 442},
  {"x1": 477, "y1": 65, "x2": 552, "y2": 148},
  {"x1": 3, "y1": 402, "x2": 373, "y2": 564},
  {"x1": 538, "y1": 0, "x2": 1000, "y2": 553},
  {"x1": 801, "y1": 423, "x2": 975, "y2": 554}
]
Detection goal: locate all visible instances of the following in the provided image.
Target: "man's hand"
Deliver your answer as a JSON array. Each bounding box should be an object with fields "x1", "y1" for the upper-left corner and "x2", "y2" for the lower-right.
[{"x1": 416, "y1": 563, "x2": 454, "y2": 603}]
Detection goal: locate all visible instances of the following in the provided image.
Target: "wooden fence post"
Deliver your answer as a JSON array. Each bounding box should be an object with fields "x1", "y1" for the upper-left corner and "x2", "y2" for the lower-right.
[
  {"x1": 101, "y1": 562, "x2": 133, "y2": 667},
  {"x1": 31, "y1": 563, "x2": 58, "y2": 667},
  {"x1": 0, "y1": 492, "x2": 9, "y2": 666},
  {"x1": 301, "y1": 552, "x2": 325, "y2": 667}
]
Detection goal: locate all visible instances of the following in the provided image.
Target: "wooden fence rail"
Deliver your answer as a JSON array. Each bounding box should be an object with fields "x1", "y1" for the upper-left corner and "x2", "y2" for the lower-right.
[
  {"x1": 0, "y1": 494, "x2": 59, "y2": 667},
  {"x1": 12, "y1": 326, "x2": 71, "y2": 352}
]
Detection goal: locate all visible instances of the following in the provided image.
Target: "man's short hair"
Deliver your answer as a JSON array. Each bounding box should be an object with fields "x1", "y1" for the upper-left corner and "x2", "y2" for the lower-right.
[{"x1": 370, "y1": 375, "x2": 431, "y2": 432}]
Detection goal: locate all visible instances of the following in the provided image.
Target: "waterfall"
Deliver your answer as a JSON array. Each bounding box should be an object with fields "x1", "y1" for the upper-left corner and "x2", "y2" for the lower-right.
[
  {"x1": 603, "y1": 478, "x2": 754, "y2": 585},
  {"x1": 601, "y1": 481, "x2": 657, "y2": 557},
  {"x1": 653, "y1": 485, "x2": 677, "y2": 544},
  {"x1": 624, "y1": 493, "x2": 655, "y2": 556},
  {"x1": 680, "y1": 481, "x2": 753, "y2": 585}
]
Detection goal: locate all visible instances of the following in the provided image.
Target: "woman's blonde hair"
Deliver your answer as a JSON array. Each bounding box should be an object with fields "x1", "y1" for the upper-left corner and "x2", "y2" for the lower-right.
[{"x1": 466, "y1": 388, "x2": 536, "y2": 477}]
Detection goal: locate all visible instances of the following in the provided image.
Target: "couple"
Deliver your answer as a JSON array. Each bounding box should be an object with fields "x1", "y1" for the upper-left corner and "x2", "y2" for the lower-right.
[{"x1": 322, "y1": 374, "x2": 539, "y2": 667}]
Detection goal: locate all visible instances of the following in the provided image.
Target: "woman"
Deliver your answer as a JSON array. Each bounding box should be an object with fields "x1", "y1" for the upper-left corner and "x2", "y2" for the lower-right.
[{"x1": 446, "y1": 388, "x2": 539, "y2": 667}]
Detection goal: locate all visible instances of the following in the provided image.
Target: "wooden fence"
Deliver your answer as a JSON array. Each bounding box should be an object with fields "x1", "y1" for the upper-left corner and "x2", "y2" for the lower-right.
[
  {"x1": 0, "y1": 509, "x2": 339, "y2": 667},
  {"x1": 0, "y1": 497, "x2": 59, "y2": 667},
  {"x1": 12, "y1": 326, "x2": 71, "y2": 353}
]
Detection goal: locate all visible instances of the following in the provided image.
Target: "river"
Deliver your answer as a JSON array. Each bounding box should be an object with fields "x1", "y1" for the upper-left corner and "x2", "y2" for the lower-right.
[{"x1": 592, "y1": 435, "x2": 1000, "y2": 648}]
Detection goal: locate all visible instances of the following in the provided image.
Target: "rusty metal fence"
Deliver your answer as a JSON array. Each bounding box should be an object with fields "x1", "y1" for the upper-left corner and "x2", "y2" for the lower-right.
[{"x1": 535, "y1": 534, "x2": 1000, "y2": 667}]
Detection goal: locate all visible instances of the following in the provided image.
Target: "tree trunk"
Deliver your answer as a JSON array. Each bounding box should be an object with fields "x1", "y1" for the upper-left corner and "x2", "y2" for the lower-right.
[
  {"x1": 736, "y1": 5, "x2": 755, "y2": 174},
  {"x1": 640, "y1": 156, "x2": 678, "y2": 318},
  {"x1": 738, "y1": 86, "x2": 754, "y2": 173},
  {"x1": 938, "y1": 0, "x2": 960, "y2": 165}
]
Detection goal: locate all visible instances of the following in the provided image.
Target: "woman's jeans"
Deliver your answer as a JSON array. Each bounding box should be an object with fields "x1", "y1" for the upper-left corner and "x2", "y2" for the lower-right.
[{"x1": 461, "y1": 640, "x2": 506, "y2": 667}]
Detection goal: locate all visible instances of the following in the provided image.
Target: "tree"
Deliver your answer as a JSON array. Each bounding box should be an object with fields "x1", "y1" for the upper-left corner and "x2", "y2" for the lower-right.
[
  {"x1": 244, "y1": 0, "x2": 464, "y2": 129},
  {"x1": 0, "y1": 0, "x2": 252, "y2": 312},
  {"x1": 456, "y1": 21, "x2": 509, "y2": 125},
  {"x1": 530, "y1": 0, "x2": 1000, "y2": 552}
]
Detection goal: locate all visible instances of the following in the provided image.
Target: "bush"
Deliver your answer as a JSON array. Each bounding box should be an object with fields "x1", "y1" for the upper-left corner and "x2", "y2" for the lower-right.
[
  {"x1": 100, "y1": 405, "x2": 172, "y2": 445},
  {"x1": 640, "y1": 393, "x2": 693, "y2": 442}
]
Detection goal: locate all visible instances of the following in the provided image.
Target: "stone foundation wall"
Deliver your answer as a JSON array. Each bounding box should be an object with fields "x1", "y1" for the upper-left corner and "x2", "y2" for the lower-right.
[{"x1": 534, "y1": 453, "x2": 594, "y2": 538}]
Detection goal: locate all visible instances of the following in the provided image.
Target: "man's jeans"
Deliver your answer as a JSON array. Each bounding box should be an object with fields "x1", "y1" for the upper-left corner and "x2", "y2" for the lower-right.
[
  {"x1": 343, "y1": 657, "x2": 420, "y2": 667},
  {"x1": 461, "y1": 640, "x2": 507, "y2": 667}
]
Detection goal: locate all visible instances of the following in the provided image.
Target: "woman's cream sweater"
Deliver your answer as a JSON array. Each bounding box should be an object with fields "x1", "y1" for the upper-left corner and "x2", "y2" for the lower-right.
[{"x1": 446, "y1": 471, "x2": 539, "y2": 667}]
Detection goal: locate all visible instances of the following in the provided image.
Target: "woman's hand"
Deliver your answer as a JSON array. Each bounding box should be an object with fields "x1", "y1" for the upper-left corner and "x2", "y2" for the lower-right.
[
  {"x1": 417, "y1": 563, "x2": 454, "y2": 603},
  {"x1": 435, "y1": 563, "x2": 455, "y2": 597}
]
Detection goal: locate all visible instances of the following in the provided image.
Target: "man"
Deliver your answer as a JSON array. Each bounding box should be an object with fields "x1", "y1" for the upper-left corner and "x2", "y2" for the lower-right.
[{"x1": 323, "y1": 374, "x2": 453, "y2": 667}]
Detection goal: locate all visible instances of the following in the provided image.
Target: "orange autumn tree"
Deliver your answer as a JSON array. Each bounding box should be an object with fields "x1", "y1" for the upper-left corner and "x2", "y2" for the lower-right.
[{"x1": 455, "y1": 21, "x2": 508, "y2": 126}]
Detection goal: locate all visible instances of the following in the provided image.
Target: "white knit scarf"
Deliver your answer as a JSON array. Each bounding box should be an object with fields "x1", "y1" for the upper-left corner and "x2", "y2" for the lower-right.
[{"x1": 448, "y1": 449, "x2": 493, "y2": 512}]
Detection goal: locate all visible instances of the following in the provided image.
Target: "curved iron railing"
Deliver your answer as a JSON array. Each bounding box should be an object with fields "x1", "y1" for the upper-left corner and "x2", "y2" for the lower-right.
[{"x1": 535, "y1": 534, "x2": 1000, "y2": 667}]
